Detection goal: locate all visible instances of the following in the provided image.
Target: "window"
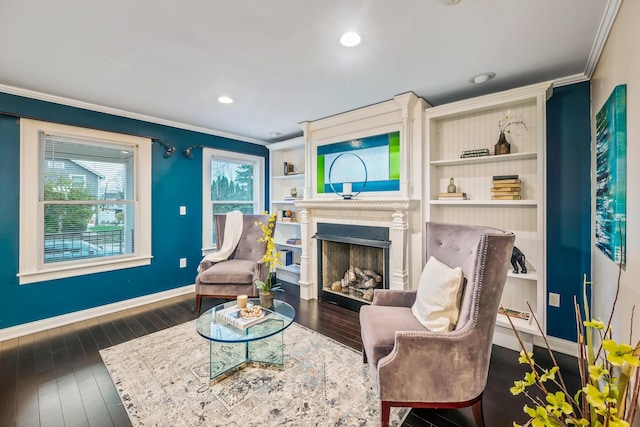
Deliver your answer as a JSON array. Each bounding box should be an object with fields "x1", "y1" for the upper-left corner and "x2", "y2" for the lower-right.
[
  {"x1": 19, "y1": 119, "x2": 152, "y2": 284},
  {"x1": 202, "y1": 148, "x2": 264, "y2": 252}
]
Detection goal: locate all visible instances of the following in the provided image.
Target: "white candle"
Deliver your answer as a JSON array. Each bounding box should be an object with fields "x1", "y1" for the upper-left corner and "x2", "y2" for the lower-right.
[
  {"x1": 237, "y1": 294, "x2": 248, "y2": 308},
  {"x1": 343, "y1": 182, "x2": 352, "y2": 195}
]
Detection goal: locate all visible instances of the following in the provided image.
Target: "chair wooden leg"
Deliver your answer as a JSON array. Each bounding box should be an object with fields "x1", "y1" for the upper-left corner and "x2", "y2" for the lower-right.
[
  {"x1": 471, "y1": 395, "x2": 485, "y2": 427},
  {"x1": 195, "y1": 295, "x2": 202, "y2": 316},
  {"x1": 381, "y1": 401, "x2": 391, "y2": 427}
]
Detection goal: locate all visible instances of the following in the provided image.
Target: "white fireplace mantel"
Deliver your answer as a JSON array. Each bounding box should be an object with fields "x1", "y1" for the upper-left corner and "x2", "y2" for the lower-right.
[
  {"x1": 295, "y1": 198, "x2": 420, "y2": 301},
  {"x1": 296, "y1": 199, "x2": 420, "y2": 212}
]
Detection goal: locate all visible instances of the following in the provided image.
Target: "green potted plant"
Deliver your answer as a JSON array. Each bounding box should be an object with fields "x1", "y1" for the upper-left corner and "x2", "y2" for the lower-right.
[
  {"x1": 254, "y1": 213, "x2": 283, "y2": 309},
  {"x1": 507, "y1": 258, "x2": 640, "y2": 427}
]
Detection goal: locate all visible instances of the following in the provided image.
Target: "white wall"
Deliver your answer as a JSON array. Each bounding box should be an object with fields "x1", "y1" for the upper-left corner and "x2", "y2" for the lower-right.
[{"x1": 591, "y1": 0, "x2": 639, "y2": 351}]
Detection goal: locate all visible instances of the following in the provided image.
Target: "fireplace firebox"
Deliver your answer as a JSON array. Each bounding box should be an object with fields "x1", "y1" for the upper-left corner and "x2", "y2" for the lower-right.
[{"x1": 314, "y1": 223, "x2": 390, "y2": 311}]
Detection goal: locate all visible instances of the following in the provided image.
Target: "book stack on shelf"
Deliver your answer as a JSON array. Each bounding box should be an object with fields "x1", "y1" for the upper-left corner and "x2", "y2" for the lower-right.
[
  {"x1": 278, "y1": 250, "x2": 293, "y2": 266},
  {"x1": 437, "y1": 192, "x2": 467, "y2": 200},
  {"x1": 497, "y1": 306, "x2": 532, "y2": 324},
  {"x1": 491, "y1": 175, "x2": 521, "y2": 200},
  {"x1": 460, "y1": 148, "x2": 490, "y2": 159}
]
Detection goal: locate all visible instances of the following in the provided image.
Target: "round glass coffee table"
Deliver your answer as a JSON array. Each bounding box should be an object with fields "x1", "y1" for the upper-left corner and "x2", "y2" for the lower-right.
[{"x1": 195, "y1": 298, "x2": 295, "y2": 383}]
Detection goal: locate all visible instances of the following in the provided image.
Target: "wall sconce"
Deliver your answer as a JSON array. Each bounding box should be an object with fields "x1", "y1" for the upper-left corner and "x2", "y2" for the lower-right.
[
  {"x1": 184, "y1": 144, "x2": 204, "y2": 159},
  {"x1": 153, "y1": 139, "x2": 176, "y2": 158}
]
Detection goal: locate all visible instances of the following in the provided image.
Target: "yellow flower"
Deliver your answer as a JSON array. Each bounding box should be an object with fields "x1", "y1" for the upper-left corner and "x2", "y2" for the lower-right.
[
  {"x1": 545, "y1": 391, "x2": 573, "y2": 417},
  {"x1": 603, "y1": 340, "x2": 640, "y2": 366},
  {"x1": 583, "y1": 319, "x2": 605, "y2": 329},
  {"x1": 510, "y1": 380, "x2": 525, "y2": 395},
  {"x1": 523, "y1": 405, "x2": 560, "y2": 427},
  {"x1": 541, "y1": 366, "x2": 559, "y2": 382},
  {"x1": 523, "y1": 371, "x2": 536, "y2": 386},
  {"x1": 518, "y1": 350, "x2": 534, "y2": 365},
  {"x1": 588, "y1": 363, "x2": 609, "y2": 381},
  {"x1": 584, "y1": 383, "x2": 608, "y2": 410}
]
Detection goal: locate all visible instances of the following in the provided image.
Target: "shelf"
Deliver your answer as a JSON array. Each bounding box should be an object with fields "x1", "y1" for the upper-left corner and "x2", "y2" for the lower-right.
[
  {"x1": 276, "y1": 221, "x2": 300, "y2": 226},
  {"x1": 272, "y1": 173, "x2": 305, "y2": 180},
  {"x1": 507, "y1": 271, "x2": 537, "y2": 281},
  {"x1": 276, "y1": 264, "x2": 300, "y2": 274},
  {"x1": 272, "y1": 199, "x2": 302, "y2": 204},
  {"x1": 430, "y1": 152, "x2": 536, "y2": 167},
  {"x1": 496, "y1": 315, "x2": 540, "y2": 336},
  {"x1": 274, "y1": 242, "x2": 302, "y2": 249},
  {"x1": 430, "y1": 200, "x2": 537, "y2": 206}
]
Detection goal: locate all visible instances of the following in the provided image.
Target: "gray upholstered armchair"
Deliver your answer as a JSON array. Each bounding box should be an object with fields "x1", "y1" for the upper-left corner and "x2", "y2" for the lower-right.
[
  {"x1": 195, "y1": 214, "x2": 269, "y2": 315},
  {"x1": 359, "y1": 222, "x2": 515, "y2": 427}
]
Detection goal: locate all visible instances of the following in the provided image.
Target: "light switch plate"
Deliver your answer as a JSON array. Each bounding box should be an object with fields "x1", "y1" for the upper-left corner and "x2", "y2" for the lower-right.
[
  {"x1": 179, "y1": 206, "x2": 186, "y2": 215},
  {"x1": 179, "y1": 258, "x2": 187, "y2": 268},
  {"x1": 548, "y1": 292, "x2": 560, "y2": 308}
]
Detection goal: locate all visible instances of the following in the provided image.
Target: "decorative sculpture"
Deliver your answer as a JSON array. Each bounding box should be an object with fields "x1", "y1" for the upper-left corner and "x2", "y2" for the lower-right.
[{"x1": 511, "y1": 246, "x2": 527, "y2": 274}]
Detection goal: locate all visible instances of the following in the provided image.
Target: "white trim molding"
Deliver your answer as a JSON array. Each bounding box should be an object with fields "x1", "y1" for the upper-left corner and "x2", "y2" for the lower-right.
[
  {"x1": 0, "y1": 285, "x2": 195, "y2": 342},
  {"x1": 584, "y1": 0, "x2": 623, "y2": 78}
]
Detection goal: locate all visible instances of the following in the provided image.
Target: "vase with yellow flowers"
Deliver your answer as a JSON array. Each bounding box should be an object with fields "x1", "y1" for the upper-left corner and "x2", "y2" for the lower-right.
[
  {"x1": 508, "y1": 255, "x2": 639, "y2": 427},
  {"x1": 254, "y1": 213, "x2": 282, "y2": 308}
]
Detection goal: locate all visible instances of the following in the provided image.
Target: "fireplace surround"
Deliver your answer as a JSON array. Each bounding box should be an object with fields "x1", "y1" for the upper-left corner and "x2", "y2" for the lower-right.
[{"x1": 314, "y1": 223, "x2": 390, "y2": 310}]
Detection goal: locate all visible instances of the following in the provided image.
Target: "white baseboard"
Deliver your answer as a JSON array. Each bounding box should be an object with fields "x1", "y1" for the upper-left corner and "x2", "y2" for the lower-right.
[
  {"x1": 533, "y1": 335, "x2": 578, "y2": 357},
  {"x1": 492, "y1": 325, "x2": 578, "y2": 357},
  {"x1": 0, "y1": 284, "x2": 195, "y2": 342}
]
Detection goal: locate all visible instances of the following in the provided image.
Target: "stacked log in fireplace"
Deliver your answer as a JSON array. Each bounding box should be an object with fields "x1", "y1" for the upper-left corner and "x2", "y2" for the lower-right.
[{"x1": 327, "y1": 266, "x2": 383, "y2": 302}]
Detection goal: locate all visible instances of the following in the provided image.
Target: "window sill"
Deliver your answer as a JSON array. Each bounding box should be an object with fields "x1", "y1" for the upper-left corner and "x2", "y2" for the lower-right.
[{"x1": 18, "y1": 255, "x2": 153, "y2": 285}]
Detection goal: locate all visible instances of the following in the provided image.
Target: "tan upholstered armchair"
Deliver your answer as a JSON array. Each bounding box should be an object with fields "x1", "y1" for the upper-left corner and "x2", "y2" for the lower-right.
[
  {"x1": 195, "y1": 214, "x2": 269, "y2": 315},
  {"x1": 359, "y1": 222, "x2": 515, "y2": 427}
]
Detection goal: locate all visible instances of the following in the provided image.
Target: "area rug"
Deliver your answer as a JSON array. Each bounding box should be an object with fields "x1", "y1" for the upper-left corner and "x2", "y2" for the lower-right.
[{"x1": 100, "y1": 320, "x2": 409, "y2": 426}]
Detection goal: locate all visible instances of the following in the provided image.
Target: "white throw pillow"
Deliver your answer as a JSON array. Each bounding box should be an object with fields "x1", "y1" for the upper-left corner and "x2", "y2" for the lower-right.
[{"x1": 411, "y1": 256, "x2": 464, "y2": 332}]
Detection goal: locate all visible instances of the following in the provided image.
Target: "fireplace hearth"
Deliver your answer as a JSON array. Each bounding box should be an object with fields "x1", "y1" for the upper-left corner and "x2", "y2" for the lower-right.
[{"x1": 314, "y1": 223, "x2": 390, "y2": 311}]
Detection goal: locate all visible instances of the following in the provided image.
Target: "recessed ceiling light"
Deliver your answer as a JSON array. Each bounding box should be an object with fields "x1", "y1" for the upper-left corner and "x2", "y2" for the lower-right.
[
  {"x1": 440, "y1": 0, "x2": 462, "y2": 5},
  {"x1": 269, "y1": 131, "x2": 282, "y2": 138},
  {"x1": 469, "y1": 72, "x2": 496, "y2": 84},
  {"x1": 218, "y1": 96, "x2": 234, "y2": 104},
  {"x1": 340, "y1": 32, "x2": 361, "y2": 47}
]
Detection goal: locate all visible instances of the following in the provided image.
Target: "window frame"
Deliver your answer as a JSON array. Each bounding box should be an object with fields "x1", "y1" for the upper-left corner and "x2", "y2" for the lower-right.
[
  {"x1": 19, "y1": 119, "x2": 152, "y2": 284},
  {"x1": 201, "y1": 148, "x2": 264, "y2": 254}
]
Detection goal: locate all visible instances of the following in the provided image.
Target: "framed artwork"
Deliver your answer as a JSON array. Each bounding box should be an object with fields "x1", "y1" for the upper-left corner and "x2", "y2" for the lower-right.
[
  {"x1": 595, "y1": 84, "x2": 627, "y2": 264},
  {"x1": 315, "y1": 131, "x2": 400, "y2": 195}
]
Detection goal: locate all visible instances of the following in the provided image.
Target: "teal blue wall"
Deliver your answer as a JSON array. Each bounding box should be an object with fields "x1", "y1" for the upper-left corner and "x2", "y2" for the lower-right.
[
  {"x1": 546, "y1": 81, "x2": 592, "y2": 342},
  {"x1": 0, "y1": 92, "x2": 268, "y2": 330}
]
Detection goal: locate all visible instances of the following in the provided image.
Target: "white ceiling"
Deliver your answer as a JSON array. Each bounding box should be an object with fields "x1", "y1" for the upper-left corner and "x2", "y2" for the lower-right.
[{"x1": 0, "y1": 0, "x2": 616, "y2": 144}]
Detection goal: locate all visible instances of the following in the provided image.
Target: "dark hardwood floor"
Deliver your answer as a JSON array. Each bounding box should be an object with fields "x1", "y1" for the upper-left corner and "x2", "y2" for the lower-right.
[{"x1": 0, "y1": 288, "x2": 579, "y2": 426}]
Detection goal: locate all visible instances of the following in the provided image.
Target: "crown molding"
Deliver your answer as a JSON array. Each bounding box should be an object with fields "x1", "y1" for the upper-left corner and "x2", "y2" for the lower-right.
[
  {"x1": 584, "y1": 0, "x2": 623, "y2": 78},
  {"x1": 553, "y1": 73, "x2": 590, "y2": 88},
  {"x1": 0, "y1": 83, "x2": 268, "y2": 146}
]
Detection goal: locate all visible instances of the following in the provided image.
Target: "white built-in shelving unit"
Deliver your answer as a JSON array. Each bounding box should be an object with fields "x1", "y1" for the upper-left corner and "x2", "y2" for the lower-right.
[
  {"x1": 425, "y1": 81, "x2": 553, "y2": 345},
  {"x1": 267, "y1": 137, "x2": 305, "y2": 286}
]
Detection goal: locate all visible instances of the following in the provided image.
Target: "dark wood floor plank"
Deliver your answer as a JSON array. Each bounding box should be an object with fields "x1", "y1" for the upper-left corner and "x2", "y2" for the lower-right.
[
  {"x1": 74, "y1": 366, "x2": 114, "y2": 427},
  {"x1": 97, "y1": 317, "x2": 127, "y2": 347},
  {"x1": 92, "y1": 365, "x2": 132, "y2": 427},
  {"x1": 86, "y1": 317, "x2": 114, "y2": 350},
  {"x1": 57, "y1": 371, "x2": 90, "y2": 427},
  {"x1": 33, "y1": 330, "x2": 55, "y2": 375},
  {"x1": 37, "y1": 378, "x2": 64, "y2": 427},
  {"x1": 0, "y1": 356, "x2": 17, "y2": 426}
]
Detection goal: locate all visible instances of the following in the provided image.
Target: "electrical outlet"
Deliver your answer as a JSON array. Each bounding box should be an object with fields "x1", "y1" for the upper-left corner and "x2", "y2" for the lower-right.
[
  {"x1": 179, "y1": 258, "x2": 187, "y2": 268},
  {"x1": 179, "y1": 206, "x2": 186, "y2": 215},
  {"x1": 549, "y1": 292, "x2": 560, "y2": 308}
]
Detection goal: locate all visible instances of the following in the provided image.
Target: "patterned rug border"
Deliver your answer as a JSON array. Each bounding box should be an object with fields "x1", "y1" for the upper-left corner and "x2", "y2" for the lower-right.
[{"x1": 100, "y1": 319, "x2": 409, "y2": 426}]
